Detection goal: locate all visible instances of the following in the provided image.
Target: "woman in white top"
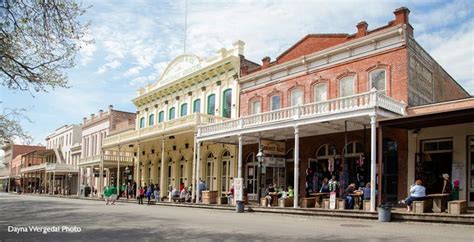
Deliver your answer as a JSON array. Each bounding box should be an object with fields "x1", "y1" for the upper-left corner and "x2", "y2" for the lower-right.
[{"x1": 403, "y1": 180, "x2": 426, "y2": 212}]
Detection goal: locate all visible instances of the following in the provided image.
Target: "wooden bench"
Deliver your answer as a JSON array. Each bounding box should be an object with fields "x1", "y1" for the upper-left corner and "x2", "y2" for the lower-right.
[
  {"x1": 278, "y1": 197, "x2": 293, "y2": 207},
  {"x1": 336, "y1": 198, "x2": 345, "y2": 210},
  {"x1": 448, "y1": 200, "x2": 467, "y2": 215},
  {"x1": 413, "y1": 199, "x2": 432, "y2": 214},
  {"x1": 300, "y1": 197, "x2": 316, "y2": 208}
]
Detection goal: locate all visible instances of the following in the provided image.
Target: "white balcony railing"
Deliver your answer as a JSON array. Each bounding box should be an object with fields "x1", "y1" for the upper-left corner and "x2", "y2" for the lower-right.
[
  {"x1": 46, "y1": 163, "x2": 79, "y2": 172},
  {"x1": 103, "y1": 113, "x2": 227, "y2": 147},
  {"x1": 199, "y1": 90, "x2": 406, "y2": 137},
  {"x1": 20, "y1": 163, "x2": 47, "y2": 173}
]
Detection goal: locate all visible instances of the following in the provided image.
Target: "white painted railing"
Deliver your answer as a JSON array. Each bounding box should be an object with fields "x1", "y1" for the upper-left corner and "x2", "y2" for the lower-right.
[
  {"x1": 103, "y1": 113, "x2": 227, "y2": 147},
  {"x1": 102, "y1": 154, "x2": 134, "y2": 163},
  {"x1": 46, "y1": 163, "x2": 78, "y2": 172},
  {"x1": 199, "y1": 90, "x2": 406, "y2": 137},
  {"x1": 20, "y1": 163, "x2": 46, "y2": 173}
]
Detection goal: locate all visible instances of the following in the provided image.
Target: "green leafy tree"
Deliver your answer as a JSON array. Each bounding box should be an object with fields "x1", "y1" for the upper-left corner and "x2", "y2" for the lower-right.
[{"x1": 0, "y1": 0, "x2": 90, "y2": 144}]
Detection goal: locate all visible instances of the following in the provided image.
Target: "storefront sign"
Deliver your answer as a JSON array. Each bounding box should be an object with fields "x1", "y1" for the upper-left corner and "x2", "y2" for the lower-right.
[
  {"x1": 159, "y1": 55, "x2": 202, "y2": 86},
  {"x1": 261, "y1": 139, "x2": 286, "y2": 156},
  {"x1": 329, "y1": 192, "x2": 336, "y2": 209},
  {"x1": 263, "y1": 157, "x2": 286, "y2": 168},
  {"x1": 234, "y1": 178, "x2": 243, "y2": 201}
]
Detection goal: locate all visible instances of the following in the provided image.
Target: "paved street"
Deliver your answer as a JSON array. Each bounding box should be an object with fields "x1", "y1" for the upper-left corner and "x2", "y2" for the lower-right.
[{"x1": 0, "y1": 193, "x2": 472, "y2": 241}]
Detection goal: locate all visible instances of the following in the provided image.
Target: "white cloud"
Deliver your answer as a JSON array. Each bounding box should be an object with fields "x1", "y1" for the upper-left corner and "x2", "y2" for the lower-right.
[{"x1": 96, "y1": 59, "x2": 122, "y2": 74}]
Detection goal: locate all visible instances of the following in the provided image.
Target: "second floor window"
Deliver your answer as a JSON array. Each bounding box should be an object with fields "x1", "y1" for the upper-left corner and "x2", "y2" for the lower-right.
[
  {"x1": 181, "y1": 103, "x2": 188, "y2": 117},
  {"x1": 139, "y1": 117, "x2": 145, "y2": 128},
  {"x1": 169, "y1": 107, "x2": 175, "y2": 120},
  {"x1": 270, "y1": 95, "x2": 281, "y2": 111},
  {"x1": 251, "y1": 100, "x2": 261, "y2": 114},
  {"x1": 370, "y1": 69, "x2": 386, "y2": 91},
  {"x1": 340, "y1": 76, "x2": 355, "y2": 97},
  {"x1": 222, "y1": 89, "x2": 232, "y2": 118},
  {"x1": 193, "y1": 99, "x2": 201, "y2": 113},
  {"x1": 148, "y1": 114, "x2": 155, "y2": 126},
  {"x1": 207, "y1": 94, "x2": 215, "y2": 115},
  {"x1": 314, "y1": 83, "x2": 328, "y2": 102},
  {"x1": 290, "y1": 88, "x2": 304, "y2": 106},
  {"x1": 158, "y1": 111, "x2": 164, "y2": 123}
]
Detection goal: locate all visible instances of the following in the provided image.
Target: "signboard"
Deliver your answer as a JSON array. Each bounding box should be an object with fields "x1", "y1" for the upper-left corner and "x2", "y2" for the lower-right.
[
  {"x1": 263, "y1": 157, "x2": 286, "y2": 168},
  {"x1": 234, "y1": 178, "x2": 243, "y2": 201},
  {"x1": 159, "y1": 55, "x2": 202, "y2": 86},
  {"x1": 261, "y1": 139, "x2": 286, "y2": 156},
  {"x1": 329, "y1": 192, "x2": 336, "y2": 209}
]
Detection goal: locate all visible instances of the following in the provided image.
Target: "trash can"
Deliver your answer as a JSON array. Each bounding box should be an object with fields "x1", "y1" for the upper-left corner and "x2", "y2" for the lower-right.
[
  {"x1": 236, "y1": 201, "x2": 245, "y2": 213},
  {"x1": 378, "y1": 204, "x2": 391, "y2": 222}
]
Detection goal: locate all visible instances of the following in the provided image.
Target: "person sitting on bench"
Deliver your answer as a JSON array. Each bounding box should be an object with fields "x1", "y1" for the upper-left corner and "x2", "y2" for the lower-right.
[{"x1": 400, "y1": 180, "x2": 426, "y2": 212}]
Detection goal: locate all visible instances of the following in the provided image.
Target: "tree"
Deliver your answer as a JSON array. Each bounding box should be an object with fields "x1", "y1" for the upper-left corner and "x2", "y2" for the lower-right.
[
  {"x1": 0, "y1": 104, "x2": 33, "y2": 145},
  {"x1": 0, "y1": 0, "x2": 90, "y2": 144},
  {"x1": 1, "y1": 0, "x2": 90, "y2": 92}
]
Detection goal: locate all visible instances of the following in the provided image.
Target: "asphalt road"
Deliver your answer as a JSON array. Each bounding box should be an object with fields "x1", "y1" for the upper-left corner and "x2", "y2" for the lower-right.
[{"x1": 0, "y1": 193, "x2": 472, "y2": 241}]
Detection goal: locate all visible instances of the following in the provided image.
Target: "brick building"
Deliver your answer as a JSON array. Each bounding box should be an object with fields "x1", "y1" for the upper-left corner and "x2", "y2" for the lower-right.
[{"x1": 197, "y1": 7, "x2": 470, "y2": 210}]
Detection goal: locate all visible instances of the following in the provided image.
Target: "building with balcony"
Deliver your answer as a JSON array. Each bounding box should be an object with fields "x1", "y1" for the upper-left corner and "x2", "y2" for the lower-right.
[
  {"x1": 78, "y1": 105, "x2": 135, "y2": 196},
  {"x1": 103, "y1": 40, "x2": 259, "y2": 197},
  {"x1": 45, "y1": 124, "x2": 82, "y2": 195},
  {"x1": 0, "y1": 142, "x2": 45, "y2": 192},
  {"x1": 196, "y1": 7, "x2": 470, "y2": 210}
]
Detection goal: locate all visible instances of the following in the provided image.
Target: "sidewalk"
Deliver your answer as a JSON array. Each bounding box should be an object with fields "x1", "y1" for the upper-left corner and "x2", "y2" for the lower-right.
[{"x1": 14, "y1": 192, "x2": 474, "y2": 225}]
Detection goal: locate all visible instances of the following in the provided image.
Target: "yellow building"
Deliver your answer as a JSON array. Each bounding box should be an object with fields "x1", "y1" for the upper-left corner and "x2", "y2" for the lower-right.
[{"x1": 103, "y1": 41, "x2": 259, "y2": 198}]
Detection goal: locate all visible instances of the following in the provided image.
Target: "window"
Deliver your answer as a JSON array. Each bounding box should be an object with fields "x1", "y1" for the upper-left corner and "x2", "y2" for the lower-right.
[
  {"x1": 251, "y1": 100, "x2": 261, "y2": 114},
  {"x1": 148, "y1": 114, "x2": 155, "y2": 126},
  {"x1": 290, "y1": 88, "x2": 304, "y2": 106},
  {"x1": 221, "y1": 150, "x2": 231, "y2": 193},
  {"x1": 139, "y1": 117, "x2": 145, "y2": 128},
  {"x1": 207, "y1": 94, "x2": 215, "y2": 115},
  {"x1": 340, "y1": 76, "x2": 355, "y2": 97},
  {"x1": 270, "y1": 95, "x2": 281, "y2": 111},
  {"x1": 222, "y1": 89, "x2": 232, "y2": 118},
  {"x1": 180, "y1": 103, "x2": 188, "y2": 117},
  {"x1": 370, "y1": 69, "x2": 386, "y2": 91},
  {"x1": 158, "y1": 111, "x2": 164, "y2": 123},
  {"x1": 206, "y1": 152, "x2": 215, "y2": 190},
  {"x1": 314, "y1": 83, "x2": 328, "y2": 102},
  {"x1": 193, "y1": 99, "x2": 201, "y2": 113},
  {"x1": 169, "y1": 107, "x2": 175, "y2": 120}
]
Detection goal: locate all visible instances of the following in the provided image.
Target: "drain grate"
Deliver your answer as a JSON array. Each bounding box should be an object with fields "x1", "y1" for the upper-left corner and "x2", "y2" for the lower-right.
[{"x1": 340, "y1": 224, "x2": 372, "y2": 228}]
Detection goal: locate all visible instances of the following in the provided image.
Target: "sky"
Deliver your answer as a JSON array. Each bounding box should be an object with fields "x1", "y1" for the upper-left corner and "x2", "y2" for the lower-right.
[{"x1": 1, "y1": 0, "x2": 473, "y2": 146}]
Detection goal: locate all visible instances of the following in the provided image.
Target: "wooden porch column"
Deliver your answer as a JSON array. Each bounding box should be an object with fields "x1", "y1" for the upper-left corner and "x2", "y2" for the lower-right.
[
  {"x1": 370, "y1": 115, "x2": 377, "y2": 212},
  {"x1": 192, "y1": 133, "x2": 197, "y2": 202},
  {"x1": 294, "y1": 126, "x2": 300, "y2": 208},
  {"x1": 195, "y1": 140, "x2": 202, "y2": 203},
  {"x1": 377, "y1": 126, "x2": 383, "y2": 206}
]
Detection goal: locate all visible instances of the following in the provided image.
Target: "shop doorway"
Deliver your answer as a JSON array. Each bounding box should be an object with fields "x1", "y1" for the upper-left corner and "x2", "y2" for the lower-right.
[
  {"x1": 342, "y1": 141, "x2": 366, "y2": 188},
  {"x1": 382, "y1": 138, "x2": 398, "y2": 202},
  {"x1": 245, "y1": 153, "x2": 258, "y2": 200},
  {"x1": 468, "y1": 136, "x2": 474, "y2": 207},
  {"x1": 286, "y1": 149, "x2": 294, "y2": 189},
  {"x1": 419, "y1": 139, "x2": 453, "y2": 194}
]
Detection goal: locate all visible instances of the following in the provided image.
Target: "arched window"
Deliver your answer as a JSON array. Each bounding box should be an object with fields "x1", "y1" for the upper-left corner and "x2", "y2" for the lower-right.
[
  {"x1": 139, "y1": 117, "x2": 145, "y2": 128},
  {"x1": 340, "y1": 76, "x2": 355, "y2": 97},
  {"x1": 222, "y1": 89, "x2": 232, "y2": 118},
  {"x1": 316, "y1": 144, "x2": 336, "y2": 158},
  {"x1": 290, "y1": 88, "x2": 304, "y2": 106},
  {"x1": 314, "y1": 83, "x2": 328, "y2": 102},
  {"x1": 270, "y1": 95, "x2": 281, "y2": 111},
  {"x1": 158, "y1": 111, "x2": 164, "y2": 123},
  {"x1": 207, "y1": 94, "x2": 216, "y2": 115},
  {"x1": 148, "y1": 114, "x2": 155, "y2": 126},
  {"x1": 342, "y1": 141, "x2": 364, "y2": 156},
  {"x1": 221, "y1": 150, "x2": 232, "y2": 192},
  {"x1": 370, "y1": 69, "x2": 386, "y2": 91},
  {"x1": 180, "y1": 103, "x2": 188, "y2": 117},
  {"x1": 206, "y1": 152, "x2": 215, "y2": 190},
  {"x1": 193, "y1": 99, "x2": 201, "y2": 113},
  {"x1": 169, "y1": 107, "x2": 175, "y2": 120},
  {"x1": 251, "y1": 100, "x2": 261, "y2": 114}
]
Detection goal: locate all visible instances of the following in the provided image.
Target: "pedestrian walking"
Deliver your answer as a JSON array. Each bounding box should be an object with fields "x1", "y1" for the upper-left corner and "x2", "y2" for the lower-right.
[
  {"x1": 137, "y1": 186, "x2": 144, "y2": 205},
  {"x1": 154, "y1": 185, "x2": 161, "y2": 203},
  {"x1": 146, "y1": 186, "x2": 152, "y2": 205}
]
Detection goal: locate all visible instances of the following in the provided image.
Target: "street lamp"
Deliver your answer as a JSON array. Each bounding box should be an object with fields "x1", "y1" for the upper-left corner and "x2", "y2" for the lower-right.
[{"x1": 256, "y1": 149, "x2": 264, "y2": 203}]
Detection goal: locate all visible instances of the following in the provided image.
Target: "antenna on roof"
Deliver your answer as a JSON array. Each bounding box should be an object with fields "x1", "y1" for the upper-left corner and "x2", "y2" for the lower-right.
[{"x1": 183, "y1": 0, "x2": 188, "y2": 54}]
